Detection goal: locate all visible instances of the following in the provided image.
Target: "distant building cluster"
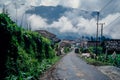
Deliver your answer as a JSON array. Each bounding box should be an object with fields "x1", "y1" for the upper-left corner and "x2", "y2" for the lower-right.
[
  {"x1": 103, "y1": 39, "x2": 120, "y2": 54},
  {"x1": 76, "y1": 39, "x2": 120, "y2": 54},
  {"x1": 60, "y1": 40, "x2": 74, "y2": 48}
]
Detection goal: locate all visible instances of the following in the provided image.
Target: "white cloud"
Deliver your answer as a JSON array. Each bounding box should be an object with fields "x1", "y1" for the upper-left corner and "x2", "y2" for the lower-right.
[
  {"x1": 25, "y1": 10, "x2": 120, "y2": 39},
  {"x1": 39, "y1": 0, "x2": 80, "y2": 8},
  {"x1": 77, "y1": 17, "x2": 96, "y2": 35},
  {"x1": 40, "y1": 0, "x2": 59, "y2": 6},
  {"x1": 50, "y1": 16, "x2": 78, "y2": 33},
  {"x1": 28, "y1": 14, "x2": 47, "y2": 30},
  {"x1": 29, "y1": 0, "x2": 39, "y2": 6},
  {"x1": 0, "y1": 0, "x2": 120, "y2": 39},
  {"x1": 59, "y1": 0, "x2": 80, "y2": 8},
  {"x1": 101, "y1": 13, "x2": 120, "y2": 39},
  {"x1": 80, "y1": 0, "x2": 102, "y2": 11}
]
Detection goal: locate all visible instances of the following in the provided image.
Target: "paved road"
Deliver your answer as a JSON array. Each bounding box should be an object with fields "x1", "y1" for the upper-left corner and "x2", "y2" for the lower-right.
[{"x1": 51, "y1": 50, "x2": 111, "y2": 80}]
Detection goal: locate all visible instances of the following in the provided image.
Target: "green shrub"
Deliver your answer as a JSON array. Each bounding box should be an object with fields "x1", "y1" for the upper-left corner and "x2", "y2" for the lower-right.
[
  {"x1": 85, "y1": 58, "x2": 110, "y2": 66},
  {"x1": 0, "y1": 13, "x2": 57, "y2": 79},
  {"x1": 64, "y1": 47, "x2": 70, "y2": 53}
]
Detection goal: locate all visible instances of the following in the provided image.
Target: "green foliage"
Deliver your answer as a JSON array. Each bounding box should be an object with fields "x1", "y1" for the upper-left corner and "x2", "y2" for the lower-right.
[
  {"x1": 0, "y1": 13, "x2": 57, "y2": 79},
  {"x1": 85, "y1": 58, "x2": 110, "y2": 66},
  {"x1": 88, "y1": 47, "x2": 94, "y2": 53},
  {"x1": 91, "y1": 54, "x2": 120, "y2": 67},
  {"x1": 82, "y1": 46, "x2": 120, "y2": 67},
  {"x1": 88, "y1": 46, "x2": 102, "y2": 54},
  {"x1": 64, "y1": 47, "x2": 70, "y2": 53},
  {"x1": 95, "y1": 54, "x2": 120, "y2": 67},
  {"x1": 80, "y1": 47, "x2": 90, "y2": 53}
]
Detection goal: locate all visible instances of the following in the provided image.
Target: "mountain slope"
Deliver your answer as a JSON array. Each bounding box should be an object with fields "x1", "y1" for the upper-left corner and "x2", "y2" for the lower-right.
[
  {"x1": 26, "y1": 5, "x2": 98, "y2": 23},
  {"x1": 26, "y1": 5, "x2": 99, "y2": 40}
]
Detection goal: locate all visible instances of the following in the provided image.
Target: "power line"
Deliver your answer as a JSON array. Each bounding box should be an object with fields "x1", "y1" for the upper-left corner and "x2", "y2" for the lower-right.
[
  {"x1": 99, "y1": 0, "x2": 113, "y2": 13},
  {"x1": 104, "y1": 15, "x2": 120, "y2": 28},
  {"x1": 98, "y1": 0, "x2": 120, "y2": 31},
  {"x1": 95, "y1": 0, "x2": 113, "y2": 55},
  {"x1": 100, "y1": 2, "x2": 120, "y2": 17}
]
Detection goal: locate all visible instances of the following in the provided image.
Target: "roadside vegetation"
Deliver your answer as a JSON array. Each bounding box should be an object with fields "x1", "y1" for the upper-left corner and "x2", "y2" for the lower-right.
[
  {"x1": 78, "y1": 46, "x2": 120, "y2": 67},
  {"x1": 63, "y1": 47, "x2": 71, "y2": 53},
  {"x1": 0, "y1": 13, "x2": 59, "y2": 79}
]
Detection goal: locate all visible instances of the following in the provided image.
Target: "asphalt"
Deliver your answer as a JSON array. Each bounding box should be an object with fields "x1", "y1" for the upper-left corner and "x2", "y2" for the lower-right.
[{"x1": 52, "y1": 50, "x2": 111, "y2": 80}]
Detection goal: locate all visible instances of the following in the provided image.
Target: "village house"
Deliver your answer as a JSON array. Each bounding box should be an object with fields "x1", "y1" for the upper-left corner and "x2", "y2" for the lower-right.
[
  {"x1": 35, "y1": 30, "x2": 61, "y2": 43},
  {"x1": 103, "y1": 39, "x2": 120, "y2": 54},
  {"x1": 87, "y1": 41, "x2": 101, "y2": 47}
]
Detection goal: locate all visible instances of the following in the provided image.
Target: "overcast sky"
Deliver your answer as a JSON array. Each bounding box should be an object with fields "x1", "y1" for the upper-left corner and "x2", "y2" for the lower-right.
[{"x1": 0, "y1": 0, "x2": 120, "y2": 39}]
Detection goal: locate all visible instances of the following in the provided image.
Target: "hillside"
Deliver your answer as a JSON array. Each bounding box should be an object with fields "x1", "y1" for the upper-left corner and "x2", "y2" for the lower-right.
[{"x1": 0, "y1": 13, "x2": 58, "y2": 79}]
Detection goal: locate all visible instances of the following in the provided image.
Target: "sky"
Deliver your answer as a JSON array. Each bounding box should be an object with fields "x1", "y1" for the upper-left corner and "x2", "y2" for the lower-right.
[{"x1": 0, "y1": 0, "x2": 120, "y2": 39}]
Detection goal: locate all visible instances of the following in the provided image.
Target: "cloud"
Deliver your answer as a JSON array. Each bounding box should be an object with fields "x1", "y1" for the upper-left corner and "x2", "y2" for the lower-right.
[
  {"x1": 59, "y1": 0, "x2": 80, "y2": 8},
  {"x1": 101, "y1": 13, "x2": 120, "y2": 39},
  {"x1": 79, "y1": 0, "x2": 108, "y2": 11},
  {"x1": 40, "y1": 0, "x2": 59, "y2": 6},
  {"x1": 50, "y1": 16, "x2": 78, "y2": 33},
  {"x1": 77, "y1": 17, "x2": 96, "y2": 35},
  {"x1": 0, "y1": 0, "x2": 120, "y2": 39},
  {"x1": 100, "y1": 0, "x2": 120, "y2": 16},
  {"x1": 28, "y1": 14, "x2": 47, "y2": 30},
  {"x1": 39, "y1": 0, "x2": 80, "y2": 8},
  {"x1": 28, "y1": 0, "x2": 39, "y2": 6},
  {"x1": 28, "y1": 14, "x2": 96, "y2": 36},
  {"x1": 28, "y1": 15, "x2": 78, "y2": 33}
]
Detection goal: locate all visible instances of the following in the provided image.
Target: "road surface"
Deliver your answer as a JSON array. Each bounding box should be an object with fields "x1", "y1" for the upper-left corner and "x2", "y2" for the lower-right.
[{"x1": 42, "y1": 50, "x2": 111, "y2": 80}]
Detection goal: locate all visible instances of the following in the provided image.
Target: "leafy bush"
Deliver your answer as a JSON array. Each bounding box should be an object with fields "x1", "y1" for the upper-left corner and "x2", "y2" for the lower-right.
[
  {"x1": 85, "y1": 58, "x2": 110, "y2": 66},
  {"x1": 64, "y1": 47, "x2": 70, "y2": 53},
  {"x1": 82, "y1": 46, "x2": 120, "y2": 67},
  {"x1": 0, "y1": 13, "x2": 57, "y2": 79}
]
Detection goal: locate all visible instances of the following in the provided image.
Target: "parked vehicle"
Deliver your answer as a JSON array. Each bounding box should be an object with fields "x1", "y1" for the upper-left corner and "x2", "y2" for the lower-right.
[{"x1": 75, "y1": 48, "x2": 79, "y2": 53}]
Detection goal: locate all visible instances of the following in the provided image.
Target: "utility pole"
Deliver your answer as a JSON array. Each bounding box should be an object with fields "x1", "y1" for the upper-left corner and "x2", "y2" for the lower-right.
[
  {"x1": 2, "y1": 4, "x2": 6, "y2": 14},
  {"x1": 20, "y1": 4, "x2": 25, "y2": 27},
  {"x1": 14, "y1": 2, "x2": 18, "y2": 24},
  {"x1": 99, "y1": 23, "x2": 105, "y2": 41},
  {"x1": 2, "y1": 4, "x2": 9, "y2": 15},
  {"x1": 95, "y1": 12, "x2": 100, "y2": 55}
]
